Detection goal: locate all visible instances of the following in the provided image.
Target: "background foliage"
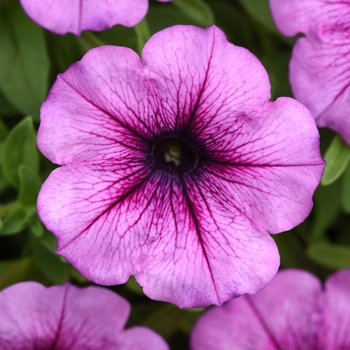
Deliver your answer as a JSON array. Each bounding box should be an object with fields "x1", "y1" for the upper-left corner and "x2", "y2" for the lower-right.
[{"x1": 0, "y1": 0, "x2": 347, "y2": 349}]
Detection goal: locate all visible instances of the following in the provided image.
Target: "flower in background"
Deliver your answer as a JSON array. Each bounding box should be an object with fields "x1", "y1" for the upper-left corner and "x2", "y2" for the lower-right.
[
  {"x1": 37, "y1": 25, "x2": 324, "y2": 308},
  {"x1": 270, "y1": 0, "x2": 350, "y2": 144},
  {"x1": 0, "y1": 282, "x2": 168, "y2": 350},
  {"x1": 191, "y1": 269, "x2": 350, "y2": 350},
  {"x1": 19, "y1": 0, "x2": 171, "y2": 36}
]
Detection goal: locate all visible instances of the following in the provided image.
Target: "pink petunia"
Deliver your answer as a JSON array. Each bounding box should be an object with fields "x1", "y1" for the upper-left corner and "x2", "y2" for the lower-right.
[
  {"x1": 270, "y1": 0, "x2": 350, "y2": 144},
  {"x1": 19, "y1": 0, "x2": 171, "y2": 36},
  {"x1": 0, "y1": 282, "x2": 168, "y2": 350},
  {"x1": 37, "y1": 25, "x2": 325, "y2": 308},
  {"x1": 191, "y1": 269, "x2": 350, "y2": 350}
]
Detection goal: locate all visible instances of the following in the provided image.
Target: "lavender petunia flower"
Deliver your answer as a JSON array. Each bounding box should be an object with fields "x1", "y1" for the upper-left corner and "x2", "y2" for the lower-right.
[
  {"x1": 37, "y1": 25, "x2": 325, "y2": 308},
  {"x1": 19, "y1": 0, "x2": 171, "y2": 36},
  {"x1": 0, "y1": 281, "x2": 168, "y2": 350},
  {"x1": 191, "y1": 269, "x2": 350, "y2": 350},
  {"x1": 270, "y1": 0, "x2": 350, "y2": 144}
]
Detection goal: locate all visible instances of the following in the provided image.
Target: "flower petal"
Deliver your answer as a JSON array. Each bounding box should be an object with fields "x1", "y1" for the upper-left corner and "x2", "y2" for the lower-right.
[
  {"x1": 19, "y1": 0, "x2": 149, "y2": 35},
  {"x1": 290, "y1": 36, "x2": 350, "y2": 143},
  {"x1": 191, "y1": 269, "x2": 323, "y2": 350},
  {"x1": 0, "y1": 282, "x2": 64, "y2": 349},
  {"x1": 269, "y1": 0, "x2": 349, "y2": 36},
  {"x1": 322, "y1": 270, "x2": 350, "y2": 349},
  {"x1": 38, "y1": 163, "x2": 279, "y2": 307},
  {"x1": 141, "y1": 25, "x2": 271, "y2": 131},
  {"x1": 121, "y1": 327, "x2": 170, "y2": 350},
  {"x1": 200, "y1": 97, "x2": 324, "y2": 233},
  {"x1": 0, "y1": 282, "x2": 142, "y2": 349},
  {"x1": 38, "y1": 46, "x2": 154, "y2": 165}
]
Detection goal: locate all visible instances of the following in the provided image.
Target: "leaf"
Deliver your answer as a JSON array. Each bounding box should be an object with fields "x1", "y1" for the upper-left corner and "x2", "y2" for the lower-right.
[
  {"x1": 0, "y1": 258, "x2": 34, "y2": 290},
  {"x1": 174, "y1": 0, "x2": 214, "y2": 27},
  {"x1": 311, "y1": 177, "x2": 342, "y2": 239},
  {"x1": 342, "y1": 161, "x2": 350, "y2": 213},
  {"x1": 0, "y1": 2, "x2": 49, "y2": 120},
  {"x1": 134, "y1": 18, "x2": 151, "y2": 54},
  {"x1": 30, "y1": 232, "x2": 69, "y2": 284},
  {"x1": 0, "y1": 205, "x2": 36, "y2": 235},
  {"x1": 18, "y1": 165, "x2": 41, "y2": 206},
  {"x1": 0, "y1": 117, "x2": 8, "y2": 142},
  {"x1": 322, "y1": 134, "x2": 350, "y2": 185},
  {"x1": 30, "y1": 215, "x2": 44, "y2": 237},
  {"x1": 126, "y1": 276, "x2": 144, "y2": 295},
  {"x1": 236, "y1": 0, "x2": 278, "y2": 34},
  {"x1": 307, "y1": 242, "x2": 350, "y2": 269},
  {"x1": 1, "y1": 116, "x2": 39, "y2": 188},
  {"x1": 142, "y1": 303, "x2": 183, "y2": 339},
  {"x1": 77, "y1": 31, "x2": 104, "y2": 53}
]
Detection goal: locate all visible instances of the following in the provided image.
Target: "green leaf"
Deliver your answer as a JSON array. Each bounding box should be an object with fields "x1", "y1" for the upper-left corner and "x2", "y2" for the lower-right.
[
  {"x1": 322, "y1": 135, "x2": 350, "y2": 185},
  {"x1": 126, "y1": 276, "x2": 144, "y2": 295},
  {"x1": 0, "y1": 205, "x2": 36, "y2": 235},
  {"x1": 174, "y1": 0, "x2": 214, "y2": 27},
  {"x1": 30, "y1": 215, "x2": 44, "y2": 237},
  {"x1": 142, "y1": 304, "x2": 183, "y2": 338},
  {"x1": 35, "y1": 229, "x2": 57, "y2": 253},
  {"x1": 307, "y1": 242, "x2": 350, "y2": 269},
  {"x1": 236, "y1": 0, "x2": 278, "y2": 34},
  {"x1": 134, "y1": 18, "x2": 151, "y2": 54},
  {"x1": 18, "y1": 165, "x2": 41, "y2": 206},
  {"x1": 0, "y1": 2, "x2": 49, "y2": 120},
  {"x1": 273, "y1": 231, "x2": 314, "y2": 269},
  {"x1": 0, "y1": 117, "x2": 8, "y2": 142},
  {"x1": 0, "y1": 258, "x2": 34, "y2": 290},
  {"x1": 342, "y1": 161, "x2": 350, "y2": 213},
  {"x1": 30, "y1": 232, "x2": 69, "y2": 283},
  {"x1": 311, "y1": 177, "x2": 342, "y2": 239},
  {"x1": 77, "y1": 31, "x2": 104, "y2": 53},
  {"x1": 1, "y1": 116, "x2": 39, "y2": 188}
]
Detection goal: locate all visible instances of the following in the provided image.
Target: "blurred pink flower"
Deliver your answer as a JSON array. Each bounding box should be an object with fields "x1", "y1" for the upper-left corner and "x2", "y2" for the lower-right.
[
  {"x1": 270, "y1": 0, "x2": 350, "y2": 144},
  {"x1": 0, "y1": 282, "x2": 168, "y2": 350},
  {"x1": 19, "y1": 0, "x2": 171, "y2": 36},
  {"x1": 191, "y1": 269, "x2": 350, "y2": 350},
  {"x1": 37, "y1": 25, "x2": 324, "y2": 308}
]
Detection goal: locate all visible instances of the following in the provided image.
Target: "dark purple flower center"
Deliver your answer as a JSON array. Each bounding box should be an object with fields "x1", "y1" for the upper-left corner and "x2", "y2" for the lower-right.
[{"x1": 151, "y1": 135, "x2": 199, "y2": 178}]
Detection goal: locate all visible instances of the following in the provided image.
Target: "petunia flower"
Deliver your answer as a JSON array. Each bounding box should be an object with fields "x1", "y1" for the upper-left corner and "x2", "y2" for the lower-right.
[
  {"x1": 190, "y1": 269, "x2": 350, "y2": 350},
  {"x1": 37, "y1": 25, "x2": 325, "y2": 308},
  {"x1": 19, "y1": 0, "x2": 171, "y2": 36},
  {"x1": 0, "y1": 281, "x2": 169, "y2": 350},
  {"x1": 270, "y1": 0, "x2": 350, "y2": 144}
]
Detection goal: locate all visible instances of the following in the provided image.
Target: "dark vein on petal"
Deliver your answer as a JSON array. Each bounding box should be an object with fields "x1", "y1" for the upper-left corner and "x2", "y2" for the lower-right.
[
  {"x1": 179, "y1": 176, "x2": 220, "y2": 304},
  {"x1": 245, "y1": 296, "x2": 283, "y2": 350},
  {"x1": 58, "y1": 169, "x2": 156, "y2": 251},
  {"x1": 50, "y1": 284, "x2": 69, "y2": 350},
  {"x1": 58, "y1": 75, "x2": 148, "y2": 142},
  {"x1": 211, "y1": 161, "x2": 325, "y2": 168},
  {"x1": 185, "y1": 34, "x2": 215, "y2": 132}
]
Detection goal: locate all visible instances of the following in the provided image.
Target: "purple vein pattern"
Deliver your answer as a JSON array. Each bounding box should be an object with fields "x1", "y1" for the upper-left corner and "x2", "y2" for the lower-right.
[
  {"x1": 19, "y1": 0, "x2": 171, "y2": 36},
  {"x1": 191, "y1": 269, "x2": 350, "y2": 350},
  {"x1": 270, "y1": 0, "x2": 350, "y2": 144},
  {"x1": 37, "y1": 25, "x2": 325, "y2": 308},
  {"x1": 0, "y1": 282, "x2": 168, "y2": 350}
]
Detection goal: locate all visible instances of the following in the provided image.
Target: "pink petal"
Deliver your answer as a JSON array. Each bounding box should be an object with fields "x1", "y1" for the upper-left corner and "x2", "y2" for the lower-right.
[
  {"x1": 269, "y1": 0, "x2": 349, "y2": 37},
  {"x1": 0, "y1": 282, "x2": 168, "y2": 349},
  {"x1": 141, "y1": 25, "x2": 271, "y2": 129},
  {"x1": 201, "y1": 97, "x2": 324, "y2": 234},
  {"x1": 38, "y1": 46, "x2": 152, "y2": 165},
  {"x1": 290, "y1": 36, "x2": 350, "y2": 143},
  {"x1": 270, "y1": 0, "x2": 350, "y2": 143},
  {"x1": 322, "y1": 270, "x2": 350, "y2": 349},
  {"x1": 38, "y1": 25, "x2": 324, "y2": 308},
  {"x1": 191, "y1": 269, "x2": 323, "y2": 350},
  {"x1": 19, "y1": 0, "x2": 149, "y2": 35}
]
